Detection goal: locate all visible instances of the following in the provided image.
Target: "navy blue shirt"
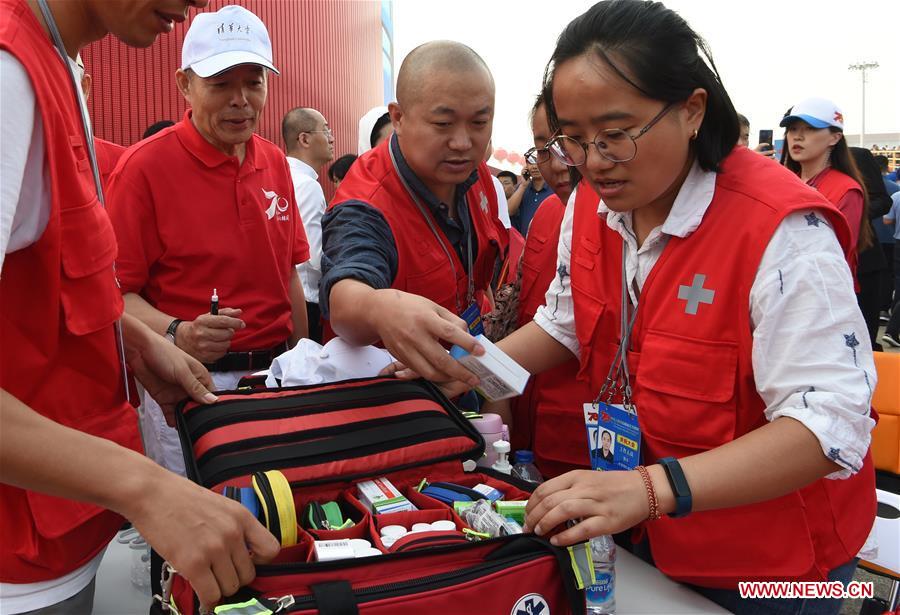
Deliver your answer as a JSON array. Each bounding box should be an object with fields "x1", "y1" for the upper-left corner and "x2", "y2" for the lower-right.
[
  {"x1": 319, "y1": 134, "x2": 480, "y2": 318},
  {"x1": 874, "y1": 177, "x2": 899, "y2": 244},
  {"x1": 511, "y1": 181, "x2": 554, "y2": 238}
]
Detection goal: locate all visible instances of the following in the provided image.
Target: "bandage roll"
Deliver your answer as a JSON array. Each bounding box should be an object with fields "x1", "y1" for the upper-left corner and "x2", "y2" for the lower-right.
[{"x1": 251, "y1": 470, "x2": 298, "y2": 547}]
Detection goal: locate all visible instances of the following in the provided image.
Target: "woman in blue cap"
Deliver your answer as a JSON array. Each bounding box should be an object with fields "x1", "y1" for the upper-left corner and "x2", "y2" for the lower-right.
[{"x1": 780, "y1": 97, "x2": 871, "y2": 275}]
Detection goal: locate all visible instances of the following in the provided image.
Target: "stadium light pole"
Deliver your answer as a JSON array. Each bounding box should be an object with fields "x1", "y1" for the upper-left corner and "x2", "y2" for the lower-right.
[{"x1": 848, "y1": 61, "x2": 879, "y2": 147}]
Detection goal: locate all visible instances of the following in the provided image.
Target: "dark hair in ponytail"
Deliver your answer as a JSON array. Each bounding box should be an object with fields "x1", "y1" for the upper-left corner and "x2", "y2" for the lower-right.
[{"x1": 542, "y1": 0, "x2": 739, "y2": 172}]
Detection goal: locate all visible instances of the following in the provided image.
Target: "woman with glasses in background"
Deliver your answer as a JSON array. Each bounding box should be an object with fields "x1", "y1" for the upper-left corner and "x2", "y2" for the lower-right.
[
  {"x1": 445, "y1": 0, "x2": 875, "y2": 611},
  {"x1": 507, "y1": 93, "x2": 595, "y2": 478}
]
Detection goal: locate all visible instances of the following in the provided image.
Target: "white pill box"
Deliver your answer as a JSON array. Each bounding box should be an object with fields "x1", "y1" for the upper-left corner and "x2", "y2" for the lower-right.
[
  {"x1": 450, "y1": 334, "x2": 530, "y2": 401},
  {"x1": 314, "y1": 539, "x2": 355, "y2": 562}
]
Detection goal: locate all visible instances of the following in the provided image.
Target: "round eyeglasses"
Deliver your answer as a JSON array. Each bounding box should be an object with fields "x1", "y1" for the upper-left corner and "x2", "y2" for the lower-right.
[
  {"x1": 547, "y1": 103, "x2": 677, "y2": 166},
  {"x1": 302, "y1": 126, "x2": 333, "y2": 138},
  {"x1": 523, "y1": 145, "x2": 553, "y2": 165}
]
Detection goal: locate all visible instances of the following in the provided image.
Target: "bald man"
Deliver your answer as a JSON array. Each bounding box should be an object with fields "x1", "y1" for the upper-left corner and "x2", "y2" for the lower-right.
[
  {"x1": 283, "y1": 106, "x2": 335, "y2": 341},
  {"x1": 320, "y1": 40, "x2": 508, "y2": 384}
]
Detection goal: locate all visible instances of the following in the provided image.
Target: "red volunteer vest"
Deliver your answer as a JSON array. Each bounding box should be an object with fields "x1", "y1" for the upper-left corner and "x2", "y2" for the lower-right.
[
  {"x1": 517, "y1": 194, "x2": 566, "y2": 326},
  {"x1": 498, "y1": 228, "x2": 525, "y2": 287},
  {"x1": 813, "y1": 168, "x2": 864, "y2": 218},
  {"x1": 512, "y1": 191, "x2": 594, "y2": 477},
  {"x1": 328, "y1": 139, "x2": 508, "y2": 322},
  {"x1": 570, "y1": 148, "x2": 875, "y2": 588},
  {"x1": 0, "y1": 0, "x2": 142, "y2": 582},
  {"x1": 810, "y1": 168, "x2": 864, "y2": 283}
]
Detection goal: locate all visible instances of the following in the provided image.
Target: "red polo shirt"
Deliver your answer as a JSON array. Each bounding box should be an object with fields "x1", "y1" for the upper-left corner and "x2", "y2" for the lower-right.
[
  {"x1": 107, "y1": 110, "x2": 309, "y2": 351},
  {"x1": 95, "y1": 137, "x2": 126, "y2": 190}
]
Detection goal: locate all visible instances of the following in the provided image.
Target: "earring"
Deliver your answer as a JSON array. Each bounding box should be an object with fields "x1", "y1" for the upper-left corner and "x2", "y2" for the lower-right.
[{"x1": 691, "y1": 128, "x2": 698, "y2": 140}]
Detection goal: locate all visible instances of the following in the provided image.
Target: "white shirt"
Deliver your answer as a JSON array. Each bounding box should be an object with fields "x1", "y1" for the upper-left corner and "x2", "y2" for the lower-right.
[
  {"x1": 0, "y1": 51, "x2": 50, "y2": 272},
  {"x1": 0, "y1": 52, "x2": 104, "y2": 611},
  {"x1": 534, "y1": 162, "x2": 876, "y2": 479},
  {"x1": 491, "y1": 175, "x2": 512, "y2": 230},
  {"x1": 0, "y1": 52, "x2": 90, "y2": 273},
  {"x1": 286, "y1": 156, "x2": 325, "y2": 304}
]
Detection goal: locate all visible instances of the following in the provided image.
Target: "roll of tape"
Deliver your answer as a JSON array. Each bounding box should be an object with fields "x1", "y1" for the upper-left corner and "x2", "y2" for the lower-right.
[{"x1": 252, "y1": 470, "x2": 297, "y2": 547}]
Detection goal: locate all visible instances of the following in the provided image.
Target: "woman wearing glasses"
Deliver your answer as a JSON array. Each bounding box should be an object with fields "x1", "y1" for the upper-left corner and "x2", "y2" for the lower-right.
[
  {"x1": 508, "y1": 93, "x2": 595, "y2": 477},
  {"x1": 494, "y1": 0, "x2": 874, "y2": 611}
]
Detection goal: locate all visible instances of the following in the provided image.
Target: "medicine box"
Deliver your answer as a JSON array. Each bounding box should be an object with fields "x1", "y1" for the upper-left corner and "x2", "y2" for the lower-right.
[
  {"x1": 357, "y1": 477, "x2": 417, "y2": 514},
  {"x1": 450, "y1": 334, "x2": 530, "y2": 401}
]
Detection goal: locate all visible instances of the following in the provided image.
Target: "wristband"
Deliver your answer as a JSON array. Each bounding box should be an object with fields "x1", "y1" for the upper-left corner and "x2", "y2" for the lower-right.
[
  {"x1": 164, "y1": 318, "x2": 182, "y2": 344},
  {"x1": 658, "y1": 457, "x2": 692, "y2": 518},
  {"x1": 635, "y1": 465, "x2": 661, "y2": 521}
]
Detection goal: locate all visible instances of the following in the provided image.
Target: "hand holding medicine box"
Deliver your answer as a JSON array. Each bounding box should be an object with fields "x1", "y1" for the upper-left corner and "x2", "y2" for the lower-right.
[{"x1": 449, "y1": 334, "x2": 530, "y2": 401}]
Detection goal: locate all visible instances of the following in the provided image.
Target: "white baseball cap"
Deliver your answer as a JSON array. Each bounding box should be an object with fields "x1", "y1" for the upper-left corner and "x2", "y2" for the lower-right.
[
  {"x1": 181, "y1": 5, "x2": 279, "y2": 78},
  {"x1": 780, "y1": 97, "x2": 844, "y2": 131}
]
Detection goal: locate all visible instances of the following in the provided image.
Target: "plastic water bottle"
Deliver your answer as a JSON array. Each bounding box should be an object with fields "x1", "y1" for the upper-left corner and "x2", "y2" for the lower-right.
[
  {"x1": 511, "y1": 450, "x2": 543, "y2": 485},
  {"x1": 117, "y1": 528, "x2": 151, "y2": 595},
  {"x1": 585, "y1": 534, "x2": 616, "y2": 614}
]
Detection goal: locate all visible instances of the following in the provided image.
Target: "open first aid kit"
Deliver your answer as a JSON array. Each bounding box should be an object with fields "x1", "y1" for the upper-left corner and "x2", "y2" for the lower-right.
[{"x1": 160, "y1": 376, "x2": 582, "y2": 614}]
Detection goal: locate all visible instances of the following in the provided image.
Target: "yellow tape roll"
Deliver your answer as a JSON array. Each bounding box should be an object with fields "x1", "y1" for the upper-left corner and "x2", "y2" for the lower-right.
[{"x1": 251, "y1": 470, "x2": 297, "y2": 547}]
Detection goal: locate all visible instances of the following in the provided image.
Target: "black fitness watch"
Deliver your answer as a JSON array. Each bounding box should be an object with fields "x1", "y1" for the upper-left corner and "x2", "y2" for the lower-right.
[
  {"x1": 658, "y1": 456, "x2": 692, "y2": 518},
  {"x1": 164, "y1": 318, "x2": 183, "y2": 345}
]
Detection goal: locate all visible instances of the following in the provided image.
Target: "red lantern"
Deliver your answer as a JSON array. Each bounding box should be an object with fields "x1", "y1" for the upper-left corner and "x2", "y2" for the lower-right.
[
  {"x1": 493, "y1": 148, "x2": 508, "y2": 162},
  {"x1": 508, "y1": 151, "x2": 524, "y2": 165}
]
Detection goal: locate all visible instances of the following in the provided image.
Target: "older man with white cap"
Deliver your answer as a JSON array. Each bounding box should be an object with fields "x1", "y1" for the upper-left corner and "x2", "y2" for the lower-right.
[{"x1": 108, "y1": 4, "x2": 310, "y2": 475}]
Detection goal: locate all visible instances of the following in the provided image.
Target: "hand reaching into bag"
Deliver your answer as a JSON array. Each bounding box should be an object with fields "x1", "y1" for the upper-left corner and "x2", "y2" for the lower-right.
[
  {"x1": 123, "y1": 467, "x2": 281, "y2": 611},
  {"x1": 122, "y1": 313, "x2": 216, "y2": 426},
  {"x1": 123, "y1": 314, "x2": 217, "y2": 424}
]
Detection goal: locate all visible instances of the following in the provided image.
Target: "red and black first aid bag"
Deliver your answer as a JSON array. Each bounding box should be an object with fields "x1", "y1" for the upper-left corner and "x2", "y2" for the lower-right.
[{"x1": 162, "y1": 376, "x2": 583, "y2": 614}]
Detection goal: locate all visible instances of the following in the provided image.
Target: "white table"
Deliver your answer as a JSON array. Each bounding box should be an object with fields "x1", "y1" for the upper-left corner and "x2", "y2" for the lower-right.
[
  {"x1": 615, "y1": 549, "x2": 729, "y2": 614},
  {"x1": 95, "y1": 533, "x2": 727, "y2": 614}
]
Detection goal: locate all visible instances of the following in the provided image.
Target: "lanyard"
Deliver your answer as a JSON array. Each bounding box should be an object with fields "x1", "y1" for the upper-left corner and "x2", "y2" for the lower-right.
[
  {"x1": 595, "y1": 241, "x2": 638, "y2": 407},
  {"x1": 388, "y1": 144, "x2": 475, "y2": 315},
  {"x1": 36, "y1": 0, "x2": 131, "y2": 404}
]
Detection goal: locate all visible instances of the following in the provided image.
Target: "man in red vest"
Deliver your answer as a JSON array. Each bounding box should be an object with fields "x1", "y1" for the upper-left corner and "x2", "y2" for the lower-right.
[
  {"x1": 0, "y1": 1, "x2": 279, "y2": 612},
  {"x1": 321, "y1": 41, "x2": 508, "y2": 385}
]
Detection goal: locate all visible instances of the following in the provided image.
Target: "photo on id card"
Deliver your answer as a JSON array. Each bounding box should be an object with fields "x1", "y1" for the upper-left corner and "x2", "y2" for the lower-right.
[{"x1": 583, "y1": 402, "x2": 641, "y2": 471}]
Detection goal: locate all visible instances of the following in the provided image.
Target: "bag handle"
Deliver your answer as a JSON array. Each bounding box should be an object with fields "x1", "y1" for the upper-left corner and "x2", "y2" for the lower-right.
[{"x1": 311, "y1": 580, "x2": 358, "y2": 615}]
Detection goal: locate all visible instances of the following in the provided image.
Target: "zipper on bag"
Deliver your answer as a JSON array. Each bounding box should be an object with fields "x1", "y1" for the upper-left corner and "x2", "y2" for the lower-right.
[
  {"x1": 176, "y1": 378, "x2": 486, "y2": 489},
  {"x1": 200, "y1": 423, "x2": 465, "y2": 488},
  {"x1": 274, "y1": 549, "x2": 546, "y2": 612},
  {"x1": 195, "y1": 409, "x2": 450, "y2": 468},
  {"x1": 182, "y1": 383, "x2": 428, "y2": 440}
]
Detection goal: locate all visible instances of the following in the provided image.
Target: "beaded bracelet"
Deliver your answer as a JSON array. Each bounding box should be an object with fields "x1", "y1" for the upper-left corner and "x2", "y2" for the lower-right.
[{"x1": 636, "y1": 465, "x2": 661, "y2": 521}]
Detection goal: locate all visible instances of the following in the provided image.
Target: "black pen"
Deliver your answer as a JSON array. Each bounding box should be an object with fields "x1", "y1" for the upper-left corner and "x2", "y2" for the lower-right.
[{"x1": 210, "y1": 288, "x2": 218, "y2": 315}]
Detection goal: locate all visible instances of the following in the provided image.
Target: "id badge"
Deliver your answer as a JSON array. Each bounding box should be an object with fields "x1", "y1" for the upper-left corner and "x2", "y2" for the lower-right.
[
  {"x1": 583, "y1": 402, "x2": 641, "y2": 471},
  {"x1": 460, "y1": 302, "x2": 484, "y2": 336}
]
